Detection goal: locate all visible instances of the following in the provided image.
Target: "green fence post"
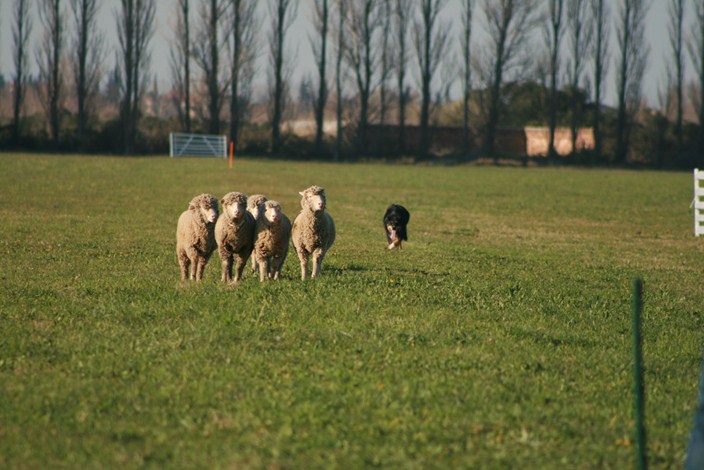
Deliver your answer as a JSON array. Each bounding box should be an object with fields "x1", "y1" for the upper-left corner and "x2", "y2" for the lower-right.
[{"x1": 632, "y1": 277, "x2": 647, "y2": 470}]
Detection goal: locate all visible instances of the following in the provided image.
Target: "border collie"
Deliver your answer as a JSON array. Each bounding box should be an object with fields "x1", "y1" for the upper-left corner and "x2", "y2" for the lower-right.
[{"x1": 383, "y1": 204, "x2": 410, "y2": 250}]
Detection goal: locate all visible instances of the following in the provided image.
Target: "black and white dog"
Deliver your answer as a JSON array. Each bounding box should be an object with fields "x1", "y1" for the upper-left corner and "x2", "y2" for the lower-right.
[{"x1": 383, "y1": 204, "x2": 410, "y2": 250}]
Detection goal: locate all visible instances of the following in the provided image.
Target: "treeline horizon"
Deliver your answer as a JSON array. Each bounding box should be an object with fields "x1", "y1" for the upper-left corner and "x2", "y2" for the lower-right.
[{"x1": 1, "y1": 0, "x2": 703, "y2": 168}]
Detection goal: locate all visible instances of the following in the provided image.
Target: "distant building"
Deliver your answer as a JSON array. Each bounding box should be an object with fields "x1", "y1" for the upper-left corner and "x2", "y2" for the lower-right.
[
  {"x1": 363, "y1": 124, "x2": 595, "y2": 157},
  {"x1": 281, "y1": 120, "x2": 596, "y2": 157},
  {"x1": 524, "y1": 127, "x2": 595, "y2": 157}
]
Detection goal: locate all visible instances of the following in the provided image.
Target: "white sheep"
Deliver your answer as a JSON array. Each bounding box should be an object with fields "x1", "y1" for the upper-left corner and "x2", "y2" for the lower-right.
[
  {"x1": 247, "y1": 194, "x2": 268, "y2": 273},
  {"x1": 253, "y1": 200, "x2": 292, "y2": 281},
  {"x1": 176, "y1": 193, "x2": 219, "y2": 281},
  {"x1": 292, "y1": 185, "x2": 336, "y2": 280},
  {"x1": 215, "y1": 192, "x2": 256, "y2": 284}
]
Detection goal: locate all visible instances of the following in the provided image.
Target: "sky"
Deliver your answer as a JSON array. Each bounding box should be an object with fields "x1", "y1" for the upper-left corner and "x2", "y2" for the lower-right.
[{"x1": 0, "y1": 0, "x2": 684, "y2": 110}]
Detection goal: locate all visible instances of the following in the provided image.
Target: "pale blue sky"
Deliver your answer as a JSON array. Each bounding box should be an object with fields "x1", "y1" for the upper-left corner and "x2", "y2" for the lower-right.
[{"x1": 0, "y1": 0, "x2": 685, "y2": 109}]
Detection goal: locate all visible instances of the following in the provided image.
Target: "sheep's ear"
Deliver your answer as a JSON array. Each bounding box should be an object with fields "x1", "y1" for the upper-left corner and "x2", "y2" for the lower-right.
[
  {"x1": 220, "y1": 198, "x2": 225, "y2": 205},
  {"x1": 188, "y1": 203, "x2": 196, "y2": 211},
  {"x1": 299, "y1": 191, "x2": 305, "y2": 196}
]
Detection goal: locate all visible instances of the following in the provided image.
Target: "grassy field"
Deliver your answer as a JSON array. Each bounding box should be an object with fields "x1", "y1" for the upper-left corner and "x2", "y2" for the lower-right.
[{"x1": 1, "y1": 153, "x2": 703, "y2": 469}]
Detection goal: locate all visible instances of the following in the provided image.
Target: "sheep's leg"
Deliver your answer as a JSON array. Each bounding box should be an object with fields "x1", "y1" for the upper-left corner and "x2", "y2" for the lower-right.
[
  {"x1": 199, "y1": 251, "x2": 214, "y2": 281},
  {"x1": 220, "y1": 250, "x2": 233, "y2": 283},
  {"x1": 297, "y1": 250, "x2": 309, "y2": 280},
  {"x1": 311, "y1": 249, "x2": 325, "y2": 278},
  {"x1": 193, "y1": 257, "x2": 200, "y2": 280},
  {"x1": 191, "y1": 256, "x2": 199, "y2": 280},
  {"x1": 195, "y1": 255, "x2": 206, "y2": 281},
  {"x1": 184, "y1": 247, "x2": 201, "y2": 280},
  {"x1": 251, "y1": 256, "x2": 258, "y2": 273},
  {"x1": 234, "y1": 254, "x2": 248, "y2": 284},
  {"x1": 271, "y1": 257, "x2": 284, "y2": 280},
  {"x1": 178, "y1": 253, "x2": 190, "y2": 280},
  {"x1": 258, "y1": 257, "x2": 269, "y2": 282},
  {"x1": 195, "y1": 249, "x2": 213, "y2": 281}
]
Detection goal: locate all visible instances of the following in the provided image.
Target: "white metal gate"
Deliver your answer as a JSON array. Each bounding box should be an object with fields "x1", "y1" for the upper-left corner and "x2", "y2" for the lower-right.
[
  {"x1": 695, "y1": 169, "x2": 704, "y2": 236},
  {"x1": 169, "y1": 132, "x2": 227, "y2": 158}
]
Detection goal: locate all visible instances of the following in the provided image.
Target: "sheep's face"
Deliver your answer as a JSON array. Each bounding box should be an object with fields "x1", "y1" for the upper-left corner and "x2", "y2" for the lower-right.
[
  {"x1": 225, "y1": 200, "x2": 246, "y2": 220},
  {"x1": 263, "y1": 201, "x2": 282, "y2": 224},
  {"x1": 200, "y1": 204, "x2": 219, "y2": 224},
  {"x1": 221, "y1": 192, "x2": 248, "y2": 221},
  {"x1": 190, "y1": 195, "x2": 219, "y2": 224},
  {"x1": 300, "y1": 187, "x2": 326, "y2": 213},
  {"x1": 247, "y1": 195, "x2": 267, "y2": 221}
]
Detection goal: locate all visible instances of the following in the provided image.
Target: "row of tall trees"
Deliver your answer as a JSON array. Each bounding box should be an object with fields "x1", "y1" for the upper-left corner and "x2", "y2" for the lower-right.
[
  {"x1": 5, "y1": 0, "x2": 153, "y2": 154},
  {"x1": 2, "y1": 0, "x2": 704, "y2": 163}
]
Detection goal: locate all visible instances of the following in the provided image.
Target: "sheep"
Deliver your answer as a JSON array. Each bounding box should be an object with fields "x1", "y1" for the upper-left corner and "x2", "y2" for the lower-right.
[
  {"x1": 176, "y1": 193, "x2": 219, "y2": 281},
  {"x1": 215, "y1": 192, "x2": 256, "y2": 284},
  {"x1": 247, "y1": 194, "x2": 268, "y2": 273},
  {"x1": 253, "y1": 200, "x2": 292, "y2": 281},
  {"x1": 292, "y1": 185, "x2": 336, "y2": 280}
]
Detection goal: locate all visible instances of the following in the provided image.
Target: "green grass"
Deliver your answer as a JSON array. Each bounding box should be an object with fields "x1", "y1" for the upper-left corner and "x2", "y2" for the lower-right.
[{"x1": 1, "y1": 153, "x2": 703, "y2": 468}]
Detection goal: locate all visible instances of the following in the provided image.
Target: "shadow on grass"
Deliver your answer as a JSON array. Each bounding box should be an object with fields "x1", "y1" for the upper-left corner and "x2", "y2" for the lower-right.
[{"x1": 510, "y1": 326, "x2": 595, "y2": 349}]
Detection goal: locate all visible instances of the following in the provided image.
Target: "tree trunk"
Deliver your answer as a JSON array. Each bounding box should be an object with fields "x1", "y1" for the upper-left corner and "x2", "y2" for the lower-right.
[
  {"x1": 334, "y1": 0, "x2": 344, "y2": 161},
  {"x1": 461, "y1": 0, "x2": 472, "y2": 159},
  {"x1": 314, "y1": 0, "x2": 329, "y2": 157},
  {"x1": 591, "y1": 0, "x2": 608, "y2": 164},
  {"x1": 184, "y1": 0, "x2": 191, "y2": 132},
  {"x1": 207, "y1": 0, "x2": 220, "y2": 135},
  {"x1": 12, "y1": 0, "x2": 32, "y2": 145},
  {"x1": 396, "y1": 0, "x2": 409, "y2": 154},
  {"x1": 546, "y1": 0, "x2": 564, "y2": 165},
  {"x1": 270, "y1": 0, "x2": 295, "y2": 154}
]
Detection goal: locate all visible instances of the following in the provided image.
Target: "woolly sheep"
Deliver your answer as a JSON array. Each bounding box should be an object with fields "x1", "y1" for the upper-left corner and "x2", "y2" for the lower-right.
[
  {"x1": 215, "y1": 192, "x2": 256, "y2": 284},
  {"x1": 247, "y1": 194, "x2": 268, "y2": 273},
  {"x1": 292, "y1": 185, "x2": 336, "y2": 280},
  {"x1": 253, "y1": 200, "x2": 292, "y2": 281},
  {"x1": 176, "y1": 193, "x2": 219, "y2": 281}
]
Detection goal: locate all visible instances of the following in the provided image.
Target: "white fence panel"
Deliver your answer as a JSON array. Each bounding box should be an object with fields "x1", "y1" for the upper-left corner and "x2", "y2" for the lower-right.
[
  {"x1": 170, "y1": 132, "x2": 227, "y2": 158},
  {"x1": 695, "y1": 169, "x2": 704, "y2": 236}
]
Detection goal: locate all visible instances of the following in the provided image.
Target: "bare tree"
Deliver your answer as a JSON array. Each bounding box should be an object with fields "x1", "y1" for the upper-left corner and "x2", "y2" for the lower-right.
[
  {"x1": 36, "y1": 0, "x2": 65, "y2": 147},
  {"x1": 334, "y1": 0, "x2": 346, "y2": 160},
  {"x1": 116, "y1": 0, "x2": 156, "y2": 154},
  {"x1": 193, "y1": 0, "x2": 227, "y2": 135},
  {"x1": 0, "y1": 14, "x2": 2, "y2": 116},
  {"x1": 413, "y1": 0, "x2": 450, "y2": 158},
  {"x1": 170, "y1": 0, "x2": 192, "y2": 132},
  {"x1": 379, "y1": 0, "x2": 392, "y2": 126},
  {"x1": 614, "y1": 0, "x2": 651, "y2": 164},
  {"x1": 689, "y1": 0, "x2": 704, "y2": 151},
  {"x1": 71, "y1": 0, "x2": 103, "y2": 148},
  {"x1": 395, "y1": 0, "x2": 411, "y2": 153},
  {"x1": 227, "y1": 0, "x2": 258, "y2": 146},
  {"x1": 667, "y1": 0, "x2": 685, "y2": 147},
  {"x1": 11, "y1": 0, "x2": 32, "y2": 143},
  {"x1": 477, "y1": 0, "x2": 539, "y2": 160},
  {"x1": 566, "y1": 0, "x2": 592, "y2": 157},
  {"x1": 133, "y1": 0, "x2": 155, "y2": 131},
  {"x1": 590, "y1": 0, "x2": 609, "y2": 161},
  {"x1": 460, "y1": 0, "x2": 473, "y2": 158},
  {"x1": 345, "y1": 0, "x2": 380, "y2": 154},
  {"x1": 543, "y1": 0, "x2": 564, "y2": 163},
  {"x1": 311, "y1": 0, "x2": 329, "y2": 156},
  {"x1": 268, "y1": 0, "x2": 298, "y2": 154}
]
